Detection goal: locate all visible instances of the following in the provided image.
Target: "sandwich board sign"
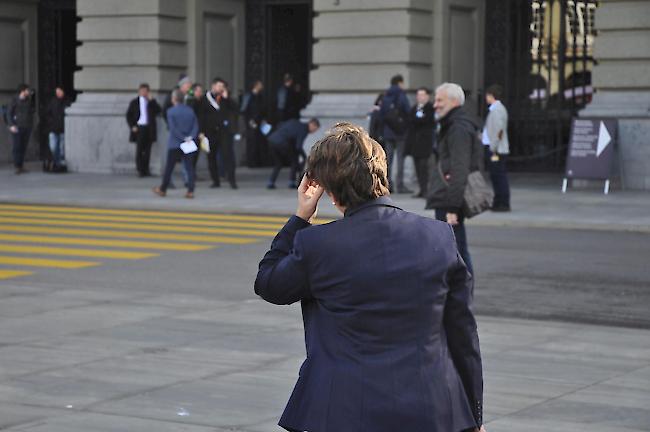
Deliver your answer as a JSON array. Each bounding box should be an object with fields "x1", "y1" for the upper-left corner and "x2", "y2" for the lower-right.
[{"x1": 563, "y1": 118, "x2": 618, "y2": 194}]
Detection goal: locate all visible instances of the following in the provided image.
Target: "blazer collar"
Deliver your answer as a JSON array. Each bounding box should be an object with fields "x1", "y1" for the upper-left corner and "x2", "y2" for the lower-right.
[{"x1": 344, "y1": 196, "x2": 401, "y2": 218}]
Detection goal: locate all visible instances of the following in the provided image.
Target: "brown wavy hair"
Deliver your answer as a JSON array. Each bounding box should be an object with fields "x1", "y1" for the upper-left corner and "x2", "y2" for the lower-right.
[{"x1": 306, "y1": 122, "x2": 390, "y2": 209}]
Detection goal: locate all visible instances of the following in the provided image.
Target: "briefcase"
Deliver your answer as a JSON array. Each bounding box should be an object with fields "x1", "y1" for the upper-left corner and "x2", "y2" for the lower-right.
[{"x1": 462, "y1": 170, "x2": 493, "y2": 218}]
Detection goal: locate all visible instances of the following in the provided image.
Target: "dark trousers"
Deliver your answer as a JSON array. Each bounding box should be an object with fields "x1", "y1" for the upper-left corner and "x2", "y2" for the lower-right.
[
  {"x1": 135, "y1": 126, "x2": 153, "y2": 176},
  {"x1": 414, "y1": 157, "x2": 429, "y2": 196},
  {"x1": 207, "y1": 133, "x2": 236, "y2": 185},
  {"x1": 268, "y1": 143, "x2": 299, "y2": 186},
  {"x1": 160, "y1": 148, "x2": 195, "y2": 193},
  {"x1": 385, "y1": 137, "x2": 407, "y2": 189},
  {"x1": 435, "y1": 209, "x2": 474, "y2": 283},
  {"x1": 486, "y1": 148, "x2": 510, "y2": 208},
  {"x1": 245, "y1": 126, "x2": 263, "y2": 167},
  {"x1": 11, "y1": 127, "x2": 31, "y2": 168}
]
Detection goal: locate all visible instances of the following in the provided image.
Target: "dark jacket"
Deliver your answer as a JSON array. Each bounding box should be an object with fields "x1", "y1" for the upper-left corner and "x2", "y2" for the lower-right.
[
  {"x1": 255, "y1": 197, "x2": 483, "y2": 432},
  {"x1": 427, "y1": 107, "x2": 483, "y2": 214},
  {"x1": 241, "y1": 91, "x2": 265, "y2": 127},
  {"x1": 267, "y1": 119, "x2": 309, "y2": 151},
  {"x1": 197, "y1": 92, "x2": 238, "y2": 140},
  {"x1": 379, "y1": 85, "x2": 410, "y2": 140},
  {"x1": 406, "y1": 102, "x2": 436, "y2": 159},
  {"x1": 126, "y1": 96, "x2": 162, "y2": 142},
  {"x1": 45, "y1": 97, "x2": 68, "y2": 134},
  {"x1": 166, "y1": 103, "x2": 198, "y2": 150},
  {"x1": 368, "y1": 108, "x2": 384, "y2": 145},
  {"x1": 277, "y1": 85, "x2": 304, "y2": 122},
  {"x1": 8, "y1": 95, "x2": 35, "y2": 129}
]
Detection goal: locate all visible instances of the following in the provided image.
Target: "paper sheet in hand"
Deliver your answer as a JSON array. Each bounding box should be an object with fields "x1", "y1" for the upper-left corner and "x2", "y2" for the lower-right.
[
  {"x1": 260, "y1": 122, "x2": 272, "y2": 136},
  {"x1": 199, "y1": 136, "x2": 210, "y2": 153},
  {"x1": 180, "y1": 140, "x2": 198, "y2": 154}
]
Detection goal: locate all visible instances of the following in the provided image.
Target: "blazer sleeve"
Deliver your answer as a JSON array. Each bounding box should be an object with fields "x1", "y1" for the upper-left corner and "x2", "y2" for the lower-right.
[
  {"x1": 486, "y1": 109, "x2": 502, "y2": 152},
  {"x1": 443, "y1": 226, "x2": 483, "y2": 427},
  {"x1": 254, "y1": 216, "x2": 313, "y2": 305},
  {"x1": 126, "y1": 99, "x2": 136, "y2": 128},
  {"x1": 189, "y1": 111, "x2": 199, "y2": 139}
]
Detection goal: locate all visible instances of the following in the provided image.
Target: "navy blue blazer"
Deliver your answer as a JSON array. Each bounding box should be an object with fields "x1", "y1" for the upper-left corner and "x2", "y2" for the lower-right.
[
  {"x1": 166, "y1": 104, "x2": 198, "y2": 150},
  {"x1": 255, "y1": 197, "x2": 483, "y2": 432}
]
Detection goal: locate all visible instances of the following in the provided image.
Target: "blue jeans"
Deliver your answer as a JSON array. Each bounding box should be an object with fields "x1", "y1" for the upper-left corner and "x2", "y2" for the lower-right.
[
  {"x1": 48, "y1": 132, "x2": 65, "y2": 166},
  {"x1": 435, "y1": 209, "x2": 474, "y2": 282},
  {"x1": 161, "y1": 149, "x2": 195, "y2": 193},
  {"x1": 11, "y1": 127, "x2": 31, "y2": 168}
]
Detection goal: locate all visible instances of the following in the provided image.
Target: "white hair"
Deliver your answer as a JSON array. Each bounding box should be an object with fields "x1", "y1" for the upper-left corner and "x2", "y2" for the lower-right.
[{"x1": 436, "y1": 82, "x2": 465, "y2": 106}]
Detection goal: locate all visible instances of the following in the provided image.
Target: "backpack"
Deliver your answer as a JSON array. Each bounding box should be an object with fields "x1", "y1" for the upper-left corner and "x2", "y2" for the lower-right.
[{"x1": 383, "y1": 104, "x2": 407, "y2": 135}]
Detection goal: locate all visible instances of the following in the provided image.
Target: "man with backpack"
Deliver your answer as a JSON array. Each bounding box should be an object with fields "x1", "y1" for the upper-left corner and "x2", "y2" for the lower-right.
[{"x1": 379, "y1": 75, "x2": 411, "y2": 193}]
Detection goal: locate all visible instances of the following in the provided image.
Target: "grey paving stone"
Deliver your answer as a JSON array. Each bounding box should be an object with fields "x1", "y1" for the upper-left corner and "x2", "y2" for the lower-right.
[
  {"x1": 0, "y1": 403, "x2": 68, "y2": 430},
  {"x1": 4, "y1": 411, "x2": 228, "y2": 432},
  {"x1": 90, "y1": 360, "x2": 300, "y2": 428}
]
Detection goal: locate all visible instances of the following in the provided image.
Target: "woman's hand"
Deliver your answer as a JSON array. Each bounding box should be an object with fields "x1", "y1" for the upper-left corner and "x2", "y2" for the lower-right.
[
  {"x1": 475, "y1": 425, "x2": 487, "y2": 432},
  {"x1": 296, "y1": 174, "x2": 324, "y2": 224}
]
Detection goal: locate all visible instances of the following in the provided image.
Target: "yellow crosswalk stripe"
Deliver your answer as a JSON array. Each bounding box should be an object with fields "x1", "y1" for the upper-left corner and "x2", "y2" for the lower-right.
[
  {"x1": 0, "y1": 232, "x2": 220, "y2": 251},
  {"x1": 0, "y1": 256, "x2": 99, "y2": 269},
  {"x1": 0, "y1": 225, "x2": 257, "y2": 245},
  {"x1": 0, "y1": 216, "x2": 277, "y2": 237},
  {"x1": 0, "y1": 209, "x2": 284, "y2": 230},
  {"x1": 0, "y1": 203, "x2": 293, "y2": 223},
  {"x1": 0, "y1": 244, "x2": 159, "y2": 260},
  {"x1": 0, "y1": 270, "x2": 33, "y2": 280}
]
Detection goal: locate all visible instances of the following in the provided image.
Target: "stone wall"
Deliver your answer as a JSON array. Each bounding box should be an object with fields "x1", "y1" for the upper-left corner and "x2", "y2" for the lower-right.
[{"x1": 581, "y1": 0, "x2": 650, "y2": 190}]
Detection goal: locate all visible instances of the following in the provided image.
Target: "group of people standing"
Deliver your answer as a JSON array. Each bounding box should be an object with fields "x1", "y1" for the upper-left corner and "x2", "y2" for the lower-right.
[
  {"x1": 126, "y1": 74, "x2": 241, "y2": 198},
  {"x1": 370, "y1": 75, "x2": 511, "y2": 279},
  {"x1": 4, "y1": 83, "x2": 69, "y2": 174},
  {"x1": 125, "y1": 72, "x2": 312, "y2": 198}
]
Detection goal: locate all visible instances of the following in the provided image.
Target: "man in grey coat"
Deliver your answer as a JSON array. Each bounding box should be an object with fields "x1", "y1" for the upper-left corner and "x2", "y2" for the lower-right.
[{"x1": 482, "y1": 84, "x2": 510, "y2": 212}]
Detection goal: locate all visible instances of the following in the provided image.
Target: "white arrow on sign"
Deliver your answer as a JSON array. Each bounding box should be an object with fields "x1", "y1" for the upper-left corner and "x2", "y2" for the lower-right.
[{"x1": 596, "y1": 121, "x2": 611, "y2": 157}]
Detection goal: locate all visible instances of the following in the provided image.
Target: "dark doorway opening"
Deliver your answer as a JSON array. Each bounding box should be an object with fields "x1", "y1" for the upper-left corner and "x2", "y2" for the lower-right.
[
  {"x1": 265, "y1": 3, "x2": 311, "y2": 122},
  {"x1": 245, "y1": 0, "x2": 312, "y2": 166},
  {"x1": 37, "y1": 0, "x2": 78, "y2": 161}
]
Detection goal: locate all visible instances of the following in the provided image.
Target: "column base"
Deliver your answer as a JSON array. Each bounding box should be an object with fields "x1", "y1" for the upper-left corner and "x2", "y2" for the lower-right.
[{"x1": 65, "y1": 93, "x2": 167, "y2": 175}]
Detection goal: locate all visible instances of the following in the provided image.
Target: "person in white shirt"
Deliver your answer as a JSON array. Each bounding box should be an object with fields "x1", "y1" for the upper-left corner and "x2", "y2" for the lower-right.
[
  {"x1": 482, "y1": 84, "x2": 511, "y2": 212},
  {"x1": 126, "y1": 83, "x2": 162, "y2": 177}
]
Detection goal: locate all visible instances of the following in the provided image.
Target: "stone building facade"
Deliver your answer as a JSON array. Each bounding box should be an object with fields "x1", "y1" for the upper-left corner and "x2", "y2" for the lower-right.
[{"x1": 1, "y1": 0, "x2": 649, "y2": 189}]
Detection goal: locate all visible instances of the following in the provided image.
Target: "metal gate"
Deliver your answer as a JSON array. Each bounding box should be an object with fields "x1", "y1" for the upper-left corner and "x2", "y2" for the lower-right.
[{"x1": 483, "y1": 0, "x2": 597, "y2": 171}]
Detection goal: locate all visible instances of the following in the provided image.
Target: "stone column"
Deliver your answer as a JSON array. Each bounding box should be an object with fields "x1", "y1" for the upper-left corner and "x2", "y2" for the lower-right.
[
  {"x1": 66, "y1": 0, "x2": 187, "y2": 174},
  {"x1": 580, "y1": 0, "x2": 650, "y2": 190},
  {"x1": 303, "y1": 0, "x2": 434, "y2": 145}
]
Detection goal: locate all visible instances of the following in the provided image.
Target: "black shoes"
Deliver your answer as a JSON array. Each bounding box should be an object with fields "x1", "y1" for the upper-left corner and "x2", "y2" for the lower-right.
[
  {"x1": 491, "y1": 205, "x2": 511, "y2": 212},
  {"x1": 210, "y1": 182, "x2": 221, "y2": 188}
]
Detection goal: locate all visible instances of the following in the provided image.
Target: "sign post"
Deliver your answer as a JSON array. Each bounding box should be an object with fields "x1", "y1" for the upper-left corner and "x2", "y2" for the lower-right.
[{"x1": 564, "y1": 118, "x2": 618, "y2": 194}]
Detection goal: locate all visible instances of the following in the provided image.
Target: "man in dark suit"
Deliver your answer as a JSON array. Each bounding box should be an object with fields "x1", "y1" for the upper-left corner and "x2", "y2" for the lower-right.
[
  {"x1": 197, "y1": 77, "x2": 238, "y2": 189},
  {"x1": 266, "y1": 118, "x2": 319, "y2": 189},
  {"x1": 406, "y1": 87, "x2": 436, "y2": 198},
  {"x1": 126, "y1": 83, "x2": 161, "y2": 177},
  {"x1": 255, "y1": 122, "x2": 484, "y2": 432}
]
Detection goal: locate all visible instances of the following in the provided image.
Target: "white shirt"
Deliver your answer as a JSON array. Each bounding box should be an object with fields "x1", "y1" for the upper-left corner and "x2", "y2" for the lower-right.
[
  {"x1": 481, "y1": 100, "x2": 501, "y2": 145},
  {"x1": 137, "y1": 96, "x2": 148, "y2": 126}
]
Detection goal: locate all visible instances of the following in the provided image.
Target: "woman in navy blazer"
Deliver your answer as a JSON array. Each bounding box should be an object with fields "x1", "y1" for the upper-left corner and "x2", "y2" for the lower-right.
[{"x1": 255, "y1": 122, "x2": 485, "y2": 432}]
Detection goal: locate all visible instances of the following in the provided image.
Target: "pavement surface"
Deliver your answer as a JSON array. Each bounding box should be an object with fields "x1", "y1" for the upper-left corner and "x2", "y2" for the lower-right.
[{"x1": 0, "y1": 164, "x2": 649, "y2": 431}]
